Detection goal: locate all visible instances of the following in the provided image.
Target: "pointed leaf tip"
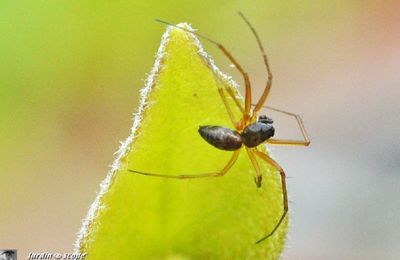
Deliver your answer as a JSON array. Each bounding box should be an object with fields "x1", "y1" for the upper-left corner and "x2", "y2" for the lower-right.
[{"x1": 76, "y1": 25, "x2": 288, "y2": 259}]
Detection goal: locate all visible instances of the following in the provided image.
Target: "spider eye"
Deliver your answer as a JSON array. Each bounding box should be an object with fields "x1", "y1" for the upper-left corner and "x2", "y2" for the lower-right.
[{"x1": 258, "y1": 115, "x2": 273, "y2": 124}]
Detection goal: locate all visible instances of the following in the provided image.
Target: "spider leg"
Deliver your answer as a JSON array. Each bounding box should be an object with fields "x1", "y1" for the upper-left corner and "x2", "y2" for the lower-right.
[
  {"x1": 225, "y1": 86, "x2": 244, "y2": 114},
  {"x1": 260, "y1": 105, "x2": 310, "y2": 146},
  {"x1": 215, "y1": 45, "x2": 252, "y2": 123},
  {"x1": 237, "y1": 12, "x2": 273, "y2": 117},
  {"x1": 155, "y1": 19, "x2": 252, "y2": 123},
  {"x1": 246, "y1": 148, "x2": 262, "y2": 188},
  {"x1": 210, "y1": 72, "x2": 245, "y2": 128},
  {"x1": 211, "y1": 71, "x2": 245, "y2": 128},
  {"x1": 217, "y1": 87, "x2": 238, "y2": 127},
  {"x1": 252, "y1": 149, "x2": 288, "y2": 244},
  {"x1": 128, "y1": 149, "x2": 240, "y2": 179}
]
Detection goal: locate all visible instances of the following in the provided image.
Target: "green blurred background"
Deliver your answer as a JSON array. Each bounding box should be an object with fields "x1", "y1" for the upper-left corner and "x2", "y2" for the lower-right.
[{"x1": 1, "y1": 1, "x2": 399, "y2": 259}]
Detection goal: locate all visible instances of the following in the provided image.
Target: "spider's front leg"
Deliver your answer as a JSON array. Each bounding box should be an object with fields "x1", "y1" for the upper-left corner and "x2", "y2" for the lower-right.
[{"x1": 265, "y1": 106, "x2": 310, "y2": 146}]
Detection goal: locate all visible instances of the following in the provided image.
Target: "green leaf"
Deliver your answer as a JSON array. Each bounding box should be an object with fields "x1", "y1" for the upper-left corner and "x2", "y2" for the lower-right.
[{"x1": 75, "y1": 24, "x2": 287, "y2": 259}]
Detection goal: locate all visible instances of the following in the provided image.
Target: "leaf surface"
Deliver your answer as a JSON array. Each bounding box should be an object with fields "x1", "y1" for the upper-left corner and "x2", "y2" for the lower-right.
[{"x1": 76, "y1": 24, "x2": 287, "y2": 259}]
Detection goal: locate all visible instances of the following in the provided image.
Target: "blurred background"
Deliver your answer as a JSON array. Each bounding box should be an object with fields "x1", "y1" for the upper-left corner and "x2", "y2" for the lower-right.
[{"x1": 1, "y1": 1, "x2": 399, "y2": 259}]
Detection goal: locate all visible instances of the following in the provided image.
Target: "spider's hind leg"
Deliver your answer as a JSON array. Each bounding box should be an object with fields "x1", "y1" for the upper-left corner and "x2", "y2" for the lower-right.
[{"x1": 128, "y1": 149, "x2": 240, "y2": 179}]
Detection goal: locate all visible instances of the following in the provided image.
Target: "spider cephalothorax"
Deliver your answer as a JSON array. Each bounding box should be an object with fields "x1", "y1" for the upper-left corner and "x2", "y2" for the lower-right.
[{"x1": 242, "y1": 115, "x2": 275, "y2": 147}]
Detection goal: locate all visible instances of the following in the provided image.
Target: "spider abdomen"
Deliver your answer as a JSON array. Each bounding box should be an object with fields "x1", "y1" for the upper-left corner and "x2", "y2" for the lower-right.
[{"x1": 199, "y1": 126, "x2": 243, "y2": 151}]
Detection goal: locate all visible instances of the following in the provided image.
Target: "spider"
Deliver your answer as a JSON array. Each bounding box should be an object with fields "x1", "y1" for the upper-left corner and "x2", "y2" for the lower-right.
[{"x1": 129, "y1": 12, "x2": 310, "y2": 244}]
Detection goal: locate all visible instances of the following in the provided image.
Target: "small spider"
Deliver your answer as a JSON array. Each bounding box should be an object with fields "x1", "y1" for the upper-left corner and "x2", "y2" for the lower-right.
[{"x1": 129, "y1": 12, "x2": 310, "y2": 244}]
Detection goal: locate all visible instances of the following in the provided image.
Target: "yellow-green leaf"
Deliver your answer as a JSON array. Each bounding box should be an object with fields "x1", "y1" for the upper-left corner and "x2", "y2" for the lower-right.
[{"x1": 75, "y1": 24, "x2": 287, "y2": 259}]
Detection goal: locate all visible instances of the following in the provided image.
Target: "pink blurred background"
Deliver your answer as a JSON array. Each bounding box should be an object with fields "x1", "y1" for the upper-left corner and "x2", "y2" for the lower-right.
[{"x1": 1, "y1": 1, "x2": 399, "y2": 259}]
